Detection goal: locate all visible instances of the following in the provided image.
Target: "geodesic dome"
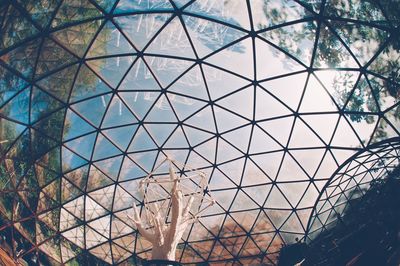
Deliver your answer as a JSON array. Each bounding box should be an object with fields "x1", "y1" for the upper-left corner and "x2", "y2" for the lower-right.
[
  {"x1": 307, "y1": 137, "x2": 400, "y2": 241},
  {"x1": 0, "y1": 0, "x2": 399, "y2": 265}
]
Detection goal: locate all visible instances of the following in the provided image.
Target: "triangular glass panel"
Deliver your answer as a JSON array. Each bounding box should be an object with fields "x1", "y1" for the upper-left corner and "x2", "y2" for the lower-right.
[
  {"x1": 0, "y1": 65, "x2": 28, "y2": 106},
  {"x1": 85, "y1": 196, "x2": 108, "y2": 222},
  {"x1": 128, "y1": 150, "x2": 158, "y2": 172},
  {"x1": 251, "y1": 151, "x2": 285, "y2": 180},
  {"x1": 93, "y1": 155, "x2": 123, "y2": 181},
  {"x1": 218, "y1": 158, "x2": 245, "y2": 186},
  {"x1": 35, "y1": 38, "x2": 77, "y2": 77},
  {"x1": 36, "y1": 64, "x2": 79, "y2": 102},
  {"x1": 64, "y1": 165, "x2": 89, "y2": 190},
  {"x1": 330, "y1": 116, "x2": 362, "y2": 148},
  {"x1": 278, "y1": 182, "x2": 309, "y2": 207},
  {"x1": 52, "y1": 19, "x2": 103, "y2": 57},
  {"x1": 183, "y1": 15, "x2": 247, "y2": 58},
  {"x1": 314, "y1": 70, "x2": 359, "y2": 109},
  {"x1": 333, "y1": 22, "x2": 388, "y2": 65},
  {"x1": 164, "y1": 127, "x2": 190, "y2": 149},
  {"x1": 185, "y1": 0, "x2": 250, "y2": 29},
  {"x1": 206, "y1": 37, "x2": 254, "y2": 79},
  {"x1": 249, "y1": 125, "x2": 282, "y2": 154},
  {"x1": 114, "y1": 0, "x2": 173, "y2": 14},
  {"x1": 324, "y1": 0, "x2": 386, "y2": 23},
  {"x1": 168, "y1": 65, "x2": 209, "y2": 100},
  {"x1": 63, "y1": 109, "x2": 96, "y2": 141},
  {"x1": 253, "y1": 0, "x2": 310, "y2": 30},
  {"x1": 62, "y1": 225, "x2": 85, "y2": 248},
  {"x1": 86, "y1": 56, "x2": 134, "y2": 88},
  {"x1": 214, "y1": 106, "x2": 249, "y2": 133},
  {"x1": 242, "y1": 155, "x2": 272, "y2": 185},
  {"x1": 344, "y1": 75, "x2": 379, "y2": 114},
  {"x1": 111, "y1": 242, "x2": 132, "y2": 264},
  {"x1": 51, "y1": 0, "x2": 102, "y2": 28},
  {"x1": 70, "y1": 64, "x2": 112, "y2": 103},
  {"x1": 260, "y1": 73, "x2": 307, "y2": 111},
  {"x1": 102, "y1": 125, "x2": 138, "y2": 150},
  {"x1": 145, "y1": 56, "x2": 194, "y2": 87},
  {"x1": 93, "y1": 134, "x2": 121, "y2": 160},
  {"x1": 209, "y1": 189, "x2": 236, "y2": 211},
  {"x1": 242, "y1": 183, "x2": 271, "y2": 204},
  {"x1": 61, "y1": 178, "x2": 83, "y2": 203},
  {"x1": 0, "y1": 87, "x2": 30, "y2": 124},
  {"x1": 64, "y1": 132, "x2": 96, "y2": 160},
  {"x1": 38, "y1": 208, "x2": 60, "y2": 232},
  {"x1": 185, "y1": 149, "x2": 213, "y2": 169},
  {"x1": 255, "y1": 86, "x2": 292, "y2": 121},
  {"x1": 0, "y1": 5, "x2": 40, "y2": 49},
  {"x1": 0, "y1": 40, "x2": 40, "y2": 78},
  {"x1": 30, "y1": 87, "x2": 63, "y2": 123},
  {"x1": 277, "y1": 153, "x2": 310, "y2": 182},
  {"x1": 265, "y1": 209, "x2": 291, "y2": 229},
  {"x1": 301, "y1": 113, "x2": 339, "y2": 144},
  {"x1": 183, "y1": 125, "x2": 213, "y2": 146},
  {"x1": 184, "y1": 106, "x2": 216, "y2": 133},
  {"x1": 87, "y1": 21, "x2": 134, "y2": 58},
  {"x1": 102, "y1": 96, "x2": 137, "y2": 128},
  {"x1": 180, "y1": 243, "x2": 204, "y2": 263},
  {"x1": 289, "y1": 117, "x2": 325, "y2": 148},
  {"x1": 251, "y1": 212, "x2": 275, "y2": 234},
  {"x1": 216, "y1": 86, "x2": 254, "y2": 120},
  {"x1": 209, "y1": 168, "x2": 237, "y2": 190},
  {"x1": 216, "y1": 138, "x2": 243, "y2": 163},
  {"x1": 87, "y1": 166, "x2": 114, "y2": 192},
  {"x1": 147, "y1": 17, "x2": 196, "y2": 59},
  {"x1": 71, "y1": 93, "x2": 111, "y2": 127},
  {"x1": 265, "y1": 187, "x2": 292, "y2": 209},
  {"x1": 297, "y1": 183, "x2": 320, "y2": 208},
  {"x1": 222, "y1": 125, "x2": 252, "y2": 153},
  {"x1": 113, "y1": 185, "x2": 134, "y2": 211},
  {"x1": 313, "y1": 23, "x2": 359, "y2": 68},
  {"x1": 119, "y1": 156, "x2": 147, "y2": 181},
  {"x1": 128, "y1": 126, "x2": 158, "y2": 152},
  {"x1": 30, "y1": 128, "x2": 59, "y2": 158},
  {"x1": 42, "y1": 178, "x2": 61, "y2": 203},
  {"x1": 119, "y1": 58, "x2": 161, "y2": 91},
  {"x1": 89, "y1": 186, "x2": 114, "y2": 211},
  {"x1": 119, "y1": 91, "x2": 157, "y2": 119},
  {"x1": 257, "y1": 117, "x2": 294, "y2": 147},
  {"x1": 168, "y1": 93, "x2": 207, "y2": 121},
  {"x1": 144, "y1": 95, "x2": 177, "y2": 122},
  {"x1": 114, "y1": 13, "x2": 172, "y2": 50},
  {"x1": 203, "y1": 64, "x2": 249, "y2": 100},
  {"x1": 255, "y1": 38, "x2": 305, "y2": 80},
  {"x1": 0, "y1": 118, "x2": 26, "y2": 153},
  {"x1": 188, "y1": 240, "x2": 213, "y2": 261},
  {"x1": 290, "y1": 148, "x2": 326, "y2": 177},
  {"x1": 345, "y1": 114, "x2": 378, "y2": 146},
  {"x1": 62, "y1": 147, "x2": 88, "y2": 173},
  {"x1": 299, "y1": 74, "x2": 338, "y2": 112},
  {"x1": 63, "y1": 196, "x2": 84, "y2": 221},
  {"x1": 261, "y1": 21, "x2": 316, "y2": 65}
]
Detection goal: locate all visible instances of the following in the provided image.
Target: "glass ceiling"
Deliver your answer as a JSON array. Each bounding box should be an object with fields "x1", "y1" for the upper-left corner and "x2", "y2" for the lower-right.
[{"x1": 0, "y1": 0, "x2": 399, "y2": 265}]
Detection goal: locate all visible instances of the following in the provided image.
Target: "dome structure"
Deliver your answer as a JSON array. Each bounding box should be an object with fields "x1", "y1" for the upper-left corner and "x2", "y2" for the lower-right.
[
  {"x1": 307, "y1": 137, "x2": 400, "y2": 241},
  {"x1": 0, "y1": 0, "x2": 399, "y2": 265}
]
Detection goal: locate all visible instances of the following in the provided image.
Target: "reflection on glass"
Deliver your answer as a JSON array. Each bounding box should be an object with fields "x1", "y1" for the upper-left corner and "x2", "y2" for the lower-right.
[{"x1": 0, "y1": 0, "x2": 399, "y2": 265}]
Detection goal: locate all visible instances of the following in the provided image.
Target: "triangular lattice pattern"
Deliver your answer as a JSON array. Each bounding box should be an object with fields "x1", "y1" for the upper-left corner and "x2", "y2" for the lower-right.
[{"x1": 0, "y1": 0, "x2": 399, "y2": 265}]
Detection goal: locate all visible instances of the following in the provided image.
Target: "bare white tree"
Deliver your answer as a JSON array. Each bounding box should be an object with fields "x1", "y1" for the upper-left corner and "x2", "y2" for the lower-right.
[{"x1": 129, "y1": 166, "x2": 195, "y2": 261}]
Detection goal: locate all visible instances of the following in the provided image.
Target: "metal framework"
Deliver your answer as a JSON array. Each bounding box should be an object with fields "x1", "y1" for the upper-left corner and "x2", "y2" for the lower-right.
[
  {"x1": 305, "y1": 137, "x2": 400, "y2": 241},
  {"x1": 0, "y1": 0, "x2": 399, "y2": 265}
]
